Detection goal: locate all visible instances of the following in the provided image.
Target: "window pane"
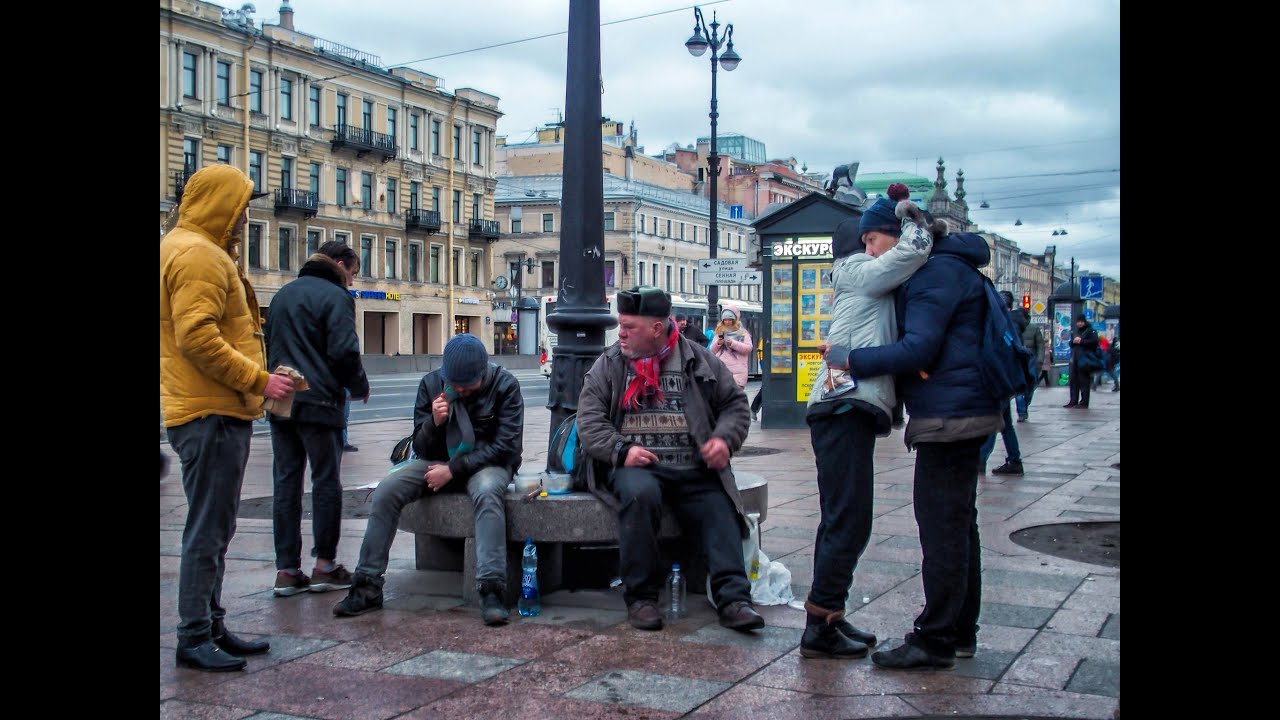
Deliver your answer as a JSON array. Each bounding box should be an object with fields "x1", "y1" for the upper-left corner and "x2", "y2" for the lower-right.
[
  {"x1": 309, "y1": 87, "x2": 320, "y2": 127},
  {"x1": 385, "y1": 239, "x2": 396, "y2": 279},
  {"x1": 306, "y1": 229, "x2": 320, "y2": 256},
  {"x1": 247, "y1": 224, "x2": 262, "y2": 268},
  {"x1": 542, "y1": 213, "x2": 553, "y2": 232},
  {"x1": 182, "y1": 52, "x2": 197, "y2": 98},
  {"x1": 409, "y1": 243, "x2": 420, "y2": 281},
  {"x1": 216, "y1": 62, "x2": 230, "y2": 106},
  {"x1": 278, "y1": 227, "x2": 293, "y2": 271},
  {"x1": 542, "y1": 261, "x2": 555, "y2": 288},
  {"x1": 280, "y1": 77, "x2": 292, "y2": 120},
  {"x1": 336, "y1": 168, "x2": 347, "y2": 206},
  {"x1": 360, "y1": 237, "x2": 373, "y2": 277},
  {"x1": 430, "y1": 246, "x2": 440, "y2": 283},
  {"x1": 511, "y1": 218, "x2": 521, "y2": 233},
  {"x1": 387, "y1": 178, "x2": 397, "y2": 213},
  {"x1": 604, "y1": 212, "x2": 615, "y2": 231},
  {"x1": 250, "y1": 70, "x2": 262, "y2": 112}
]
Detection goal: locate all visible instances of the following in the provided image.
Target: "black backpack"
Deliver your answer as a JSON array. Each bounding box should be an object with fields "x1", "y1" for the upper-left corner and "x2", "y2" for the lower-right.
[{"x1": 969, "y1": 269, "x2": 1037, "y2": 402}]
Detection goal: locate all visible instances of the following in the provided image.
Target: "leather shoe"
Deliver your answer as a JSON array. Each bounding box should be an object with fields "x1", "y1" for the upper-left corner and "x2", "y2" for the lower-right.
[
  {"x1": 871, "y1": 641, "x2": 954, "y2": 671},
  {"x1": 212, "y1": 619, "x2": 269, "y2": 656},
  {"x1": 343, "y1": 444, "x2": 359, "y2": 452},
  {"x1": 175, "y1": 639, "x2": 247, "y2": 672},
  {"x1": 627, "y1": 600, "x2": 663, "y2": 631},
  {"x1": 718, "y1": 601, "x2": 765, "y2": 631}
]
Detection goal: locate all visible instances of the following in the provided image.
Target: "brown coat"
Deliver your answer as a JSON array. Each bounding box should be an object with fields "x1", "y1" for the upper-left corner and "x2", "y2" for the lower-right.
[{"x1": 576, "y1": 333, "x2": 752, "y2": 530}]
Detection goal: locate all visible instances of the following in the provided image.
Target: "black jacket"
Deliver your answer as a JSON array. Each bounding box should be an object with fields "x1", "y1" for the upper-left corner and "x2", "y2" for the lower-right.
[
  {"x1": 411, "y1": 364, "x2": 524, "y2": 481},
  {"x1": 264, "y1": 255, "x2": 369, "y2": 427}
]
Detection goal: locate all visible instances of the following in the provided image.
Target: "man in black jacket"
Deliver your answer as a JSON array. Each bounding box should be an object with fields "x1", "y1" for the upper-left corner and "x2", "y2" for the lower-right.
[
  {"x1": 265, "y1": 241, "x2": 370, "y2": 598},
  {"x1": 334, "y1": 334, "x2": 524, "y2": 626}
]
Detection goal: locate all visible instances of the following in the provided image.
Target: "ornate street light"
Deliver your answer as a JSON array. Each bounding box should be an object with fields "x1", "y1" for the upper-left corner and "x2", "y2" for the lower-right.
[{"x1": 685, "y1": 6, "x2": 740, "y2": 320}]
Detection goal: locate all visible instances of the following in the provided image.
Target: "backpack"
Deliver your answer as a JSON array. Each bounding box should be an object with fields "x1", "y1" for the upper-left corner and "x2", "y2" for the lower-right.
[
  {"x1": 547, "y1": 412, "x2": 591, "y2": 490},
  {"x1": 969, "y1": 270, "x2": 1037, "y2": 402}
]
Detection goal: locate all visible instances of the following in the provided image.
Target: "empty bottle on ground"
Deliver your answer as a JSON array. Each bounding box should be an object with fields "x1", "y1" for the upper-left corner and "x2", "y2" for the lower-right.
[{"x1": 518, "y1": 537, "x2": 540, "y2": 617}]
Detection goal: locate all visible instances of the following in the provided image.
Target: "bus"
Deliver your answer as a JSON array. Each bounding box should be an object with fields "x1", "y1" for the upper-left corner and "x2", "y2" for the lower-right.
[{"x1": 539, "y1": 293, "x2": 763, "y2": 377}]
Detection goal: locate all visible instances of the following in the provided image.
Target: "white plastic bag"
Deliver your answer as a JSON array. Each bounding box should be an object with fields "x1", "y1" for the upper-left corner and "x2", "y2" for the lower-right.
[{"x1": 706, "y1": 512, "x2": 794, "y2": 606}]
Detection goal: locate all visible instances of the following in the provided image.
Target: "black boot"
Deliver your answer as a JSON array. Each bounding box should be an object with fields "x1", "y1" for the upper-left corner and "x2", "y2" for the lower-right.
[
  {"x1": 833, "y1": 619, "x2": 878, "y2": 647},
  {"x1": 799, "y1": 600, "x2": 868, "y2": 659},
  {"x1": 175, "y1": 637, "x2": 246, "y2": 672},
  {"x1": 212, "y1": 618, "x2": 270, "y2": 656},
  {"x1": 478, "y1": 581, "x2": 510, "y2": 626}
]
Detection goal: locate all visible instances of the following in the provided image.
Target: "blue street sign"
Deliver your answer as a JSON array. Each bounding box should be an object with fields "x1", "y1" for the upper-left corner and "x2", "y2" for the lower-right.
[
  {"x1": 1079, "y1": 276, "x2": 1103, "y2": 300},
  {"x1": 1084, "y1": 309, "x2": 1094, "y2": 321}
]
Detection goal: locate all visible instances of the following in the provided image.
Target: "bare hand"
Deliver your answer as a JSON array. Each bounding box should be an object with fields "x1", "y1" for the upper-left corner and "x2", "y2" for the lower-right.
[
  {"x1": 817, "y1": 343, "x2": 830, "y2": 358},
  {"x1": 424, "y1": 463, "x2": 453, "y2": 491},
  {"x1": 432, "y1": 393, "x2": 450, "y2": 426},
  {"x1": 263, "y1": 373, "x2": 295, "y2": 400},
  {"x1": 625, "y1": 445, "x2": 659, "y2": 468},
  {"x1": 1072, "y1": 337, "x2": 1081, "y2": 345},
  {"x1": 701, "y1": 437, "x2": 731, "y2": 471}
]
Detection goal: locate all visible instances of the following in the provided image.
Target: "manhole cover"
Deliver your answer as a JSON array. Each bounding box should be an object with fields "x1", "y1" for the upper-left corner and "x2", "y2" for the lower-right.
[
  {"x1": 735, "y1": 446, "x2": 781, "y2": 458},
  {"x1": 1010, "y1": 521, "x2": 1119, "y2": 568},
  {"x1": 238, "y1": 489, "x2": 376, "y2": 520}
]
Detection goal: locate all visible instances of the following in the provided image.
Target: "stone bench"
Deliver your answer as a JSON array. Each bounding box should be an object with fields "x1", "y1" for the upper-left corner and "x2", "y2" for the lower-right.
[{"x1": 398, "y1": 472, "x2": 768, "y2": 605}]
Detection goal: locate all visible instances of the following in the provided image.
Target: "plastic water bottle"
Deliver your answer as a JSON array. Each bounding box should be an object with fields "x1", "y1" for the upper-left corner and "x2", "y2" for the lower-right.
[
  {"x1": 665, "y1": 563, "x2": 687, "y2": 620},
  {"x1": 518, "y1": 537, "x2": 540, "y2": 617}
]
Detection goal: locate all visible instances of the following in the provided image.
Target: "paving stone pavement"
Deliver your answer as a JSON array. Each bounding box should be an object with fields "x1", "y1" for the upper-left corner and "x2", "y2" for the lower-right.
[{"x1": 161, "y1": 383, "x2": 1119, "y2": 719}]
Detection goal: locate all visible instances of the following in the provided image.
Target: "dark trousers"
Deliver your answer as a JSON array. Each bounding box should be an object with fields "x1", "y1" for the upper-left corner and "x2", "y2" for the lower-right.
[
  {"x1": 807, "y1": 409, "x2": 876, "y2": 610},
  {"x1": 167, "y1": 415, "x2": 253, "y2": 642},
  {"x1": 1068, "y1": 363, "x2": 1092, "y2": 406},
  {"x1": 271, "y1": 419, "x2": 344, "y2": 570},
  {"x1": 909, "y1": 436, "x2": 984, "y2": 657},
  {"x1": 751, "y1": 390, "x2": 763, "y2": 415},
  {"x1": 612, "y1": 465, "x2": 751, "y2": 611}
]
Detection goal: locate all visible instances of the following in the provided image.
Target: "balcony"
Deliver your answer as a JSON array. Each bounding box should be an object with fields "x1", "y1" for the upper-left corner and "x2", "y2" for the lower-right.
[
  {"x1": 331, "y1": 124, "x2": 397, "y2": 161},
  {"x1": 174, "y1": 168, "x2": 194, "y2": 201},
  {"x1": 274, "y1": 189, "x2": 319, "y2": 219},
  {"x1": 469, "y1": 219, "x2": 500, "y2": 242},
  {"x1": 406, "y1": 209, "x2": 442, "y2": 234}
]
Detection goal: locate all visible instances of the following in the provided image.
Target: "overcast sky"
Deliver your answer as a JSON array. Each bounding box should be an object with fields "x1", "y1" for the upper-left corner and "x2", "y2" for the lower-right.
[{"x1": 267, "y1": 0, "x2": 1120, "y2": 280}]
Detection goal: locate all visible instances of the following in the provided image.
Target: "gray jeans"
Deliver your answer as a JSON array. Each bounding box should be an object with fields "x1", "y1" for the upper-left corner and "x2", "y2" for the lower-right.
[
  {"x1": 167, "y1": 415, "x2": 253, "y2": 642},
  {"x1": 355, "y1": 460, "x2": 511, "y2": 589}
]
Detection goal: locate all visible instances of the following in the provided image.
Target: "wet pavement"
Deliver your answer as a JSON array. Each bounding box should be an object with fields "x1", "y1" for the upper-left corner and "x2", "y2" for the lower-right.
[{"x1": 160, "y1": 383, "x2": 1119, "y2": 719}]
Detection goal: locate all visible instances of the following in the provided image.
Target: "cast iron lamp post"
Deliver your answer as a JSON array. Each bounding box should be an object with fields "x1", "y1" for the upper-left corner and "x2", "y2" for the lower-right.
[{"x1": 684, "y1": 6, "x2": 740, "y2": 320}]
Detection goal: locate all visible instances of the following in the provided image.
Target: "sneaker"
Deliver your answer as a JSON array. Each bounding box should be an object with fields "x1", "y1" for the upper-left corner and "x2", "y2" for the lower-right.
[
  {"x1": 273, "y1": 570, "x2": 311, "y2": 597},
  {"x1": 871, "y1": 642, "x2": 955, "y2": 671},
  {"x1": 310, "y1": 564, "x2": 354, "y2": 593},
  {"x1": 800, "y1": 623, "x2": 868, "y2": 659},
  {"x1": 626, "y1": 600, "x2": 663, "y2": 631},
  {"x1": 343, "y1": 444, "x2": 359, "y2": 452},
  {"x1": 478, "y1": 581, "x2": 510, "y2": 626},
  {"x1": 991, "y1": 460, "x2": 1024, "y2": 475},
  {"x1": 333, "y1": 576, "x2": 383, "y2": 617},
  {"x1": 956, "y1": 639, "x2": 977, "y2": 658}
]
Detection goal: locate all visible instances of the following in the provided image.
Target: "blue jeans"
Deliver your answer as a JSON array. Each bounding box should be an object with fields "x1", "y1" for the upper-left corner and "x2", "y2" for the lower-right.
[
  {"x1": 342, "y1": 389, "x2": 352, "y2": 445},
  {"x1": 1015, "y1": 358, "x2": 1037, "y2": 418},
  {"x1": 979, "y1": 400, "x2": 1021, "y2": 468}
]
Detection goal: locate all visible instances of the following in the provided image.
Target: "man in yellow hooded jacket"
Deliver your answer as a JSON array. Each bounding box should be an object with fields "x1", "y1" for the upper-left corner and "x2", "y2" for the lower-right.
[{"x1": 160, "y1": 164, "x2": 295, "y2": 672}]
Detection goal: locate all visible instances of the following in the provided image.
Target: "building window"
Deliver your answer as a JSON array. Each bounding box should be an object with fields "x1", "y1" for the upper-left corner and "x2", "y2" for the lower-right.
[
  {"x1": 666, "y1": 265, "x2": 672, "y2": 291},
  {"x1": 361, "y1": 172, "x2": 373, "y2": 209},
  {"x1": 278, "y1": 227, "x2": 293, "y2": 271},
  {"x1": 679, "y1": 266, "x2": 686, "y2": 292},
  {"x1": 452, "y1": 190, "x2": 461, "y2": 223},
  {"x1": 248, "y1": 150, "x2": 263, "y2": 192},
  {"x1": 453, "y1": 249, "x2": 461, "y2": 285},
  {"x1": 360, "y1": 236, "x2": 373, "y2": 277},
  {"x1": 336, "y1": 168, "x2": 348, "y2": 207},
  {"x1": 309, "y1": 86, "x2": 320, "y2": 127},
  {"x1": 182, "y1": 51, "x2": 197, "y2": 98},
  {"x1": 409, "y1": 114, "x2": 419, "y2": 151},
  {"x1": 638, "y1": 213, "x2": 645, "y2": 233},
  {"x1": 280, "y1": 77, "x2": 293, "y2": 120},
  {"x1": 247, "y1": 224, "x2": 264, "y2": 269},
  {"x1": 638, "y1": 262, "x2": 645, "y2": 286},
  {"x1": 385, "y1": 238, "x2": 397, "y2": 279},
  {"x1": 452, "y1": 125, "x2": 462, "y2": 159},
  {"x1": 309, "y1": 162, "x2": 321, "y2": 197},
  {"x1": 216, "y1": 61, "x2": 230, "y2": 106},
  {"x1": 666, "y1": 219, "x2": 672, "y2": 237},
  {"x1": 542, "y1": 213, "x2": 554, "y2": 233},
  {"x1": 280, "y1": 157, "x2": 293, "y2": 191},
  {"x1": 249, "y1": 69, "x2": 262, "y2": 113},
  {"x1": 604, "y1": 212, "x2": 615, "y2": 231},
  {"x1": 470, "y1": 252, "x2": 481, "y2": 287},
  {"x1": 217, "y1": 144, "x2": 231, "y2": 164},
  {"x1": 336, "y1": 93, "x2": 347, "y2": 128},
  {"x1": 652, "y1": 217, "x2": 658, "y2": 235},
  {"x1": 183, "y1": 138, "x2": 200, "y2": 172},
  {"x1": 362, "y1": 99, "x2": 373, "y2": 129},
  {"x1": 387, "y1": 107, "x2": 397, "y2": 140},
  {"x1": 431, "y1": 119, "x2": 441, "y2": 155},
  {"x1": 409, "y1": 181, "x2": 420, "y2": 211},
  {"x1": 432, "y1": 187, "x2": 441, "y2": 212},
  {"x1": 472, "y1": 193, "x2": 482, "y2": 221},
  {"x1": 430, "y1": 245, "x2": 441, "y2": 283},
  {"x1": 306, "y1": 229, "x2": 321, "y2": 256},
  {"x1": 693, "y1": 269, "x2": 698, "y2": 289},
  {"x1": 679, "y1": 222, "x2": 685, "y2": 240},
  {"x1": 386, "y1": 178, "x2": 397, "y2": 214},
  {"x1": 511, "y1": 217, "x2": 522, "y2": 233},
  {"x1": 472, "y1": 129, "x2": 482, "y2": 165},
  {"x1": 334, "y1": 231, "x2": 349, "y2": 247},
  {"x1": 693, "y1": 226, "x2": 699, "y2": 244},
  {"x1": 651, "y1": 263, "x2": 658, "y2": 287},
  {"x1": 409, "y1": 242, "x2": 421, "y2": 281},
  {"x1": 541, "y1": 261, "x2": 555, "y2": 288},
  {"x1": 605, "y1": 260, "x2": 616, "y2": 288}
]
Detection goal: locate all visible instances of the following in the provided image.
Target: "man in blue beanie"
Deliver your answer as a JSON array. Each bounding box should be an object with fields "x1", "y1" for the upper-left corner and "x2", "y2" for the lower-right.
[{"x1": 334, "y1": 334, "x2": 525, "y2": 626}]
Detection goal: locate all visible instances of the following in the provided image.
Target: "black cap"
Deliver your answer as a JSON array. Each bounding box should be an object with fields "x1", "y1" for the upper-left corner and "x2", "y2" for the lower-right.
[{"x1": 617, "y1": 286, "x2": 671, "y2": 318}]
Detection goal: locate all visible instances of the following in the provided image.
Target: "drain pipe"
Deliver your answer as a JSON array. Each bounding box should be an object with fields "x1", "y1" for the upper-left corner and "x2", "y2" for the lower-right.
[{"x1": 446, "y1": 95, "x2": 459, "y2": 340}]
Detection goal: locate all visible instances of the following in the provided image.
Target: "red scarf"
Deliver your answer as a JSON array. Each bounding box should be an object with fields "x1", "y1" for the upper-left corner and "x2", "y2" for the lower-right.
[{"x1": 622, "y1": 320, "x2": 680, "y2": 411}]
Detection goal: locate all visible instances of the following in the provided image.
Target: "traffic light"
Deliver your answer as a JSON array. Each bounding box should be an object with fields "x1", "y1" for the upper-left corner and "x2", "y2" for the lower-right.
[{"x1": 1022, "y1": 294, "x2": 1031, "y2": 311}]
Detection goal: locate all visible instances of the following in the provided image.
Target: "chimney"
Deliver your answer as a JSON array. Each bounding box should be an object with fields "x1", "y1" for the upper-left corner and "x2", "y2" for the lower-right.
[
  {"x1": 279, "y1": 0, "x2": 295, "y2": 31},
  {"x1": 624, "y1": 145, "x2": 634, "y2": 181}
]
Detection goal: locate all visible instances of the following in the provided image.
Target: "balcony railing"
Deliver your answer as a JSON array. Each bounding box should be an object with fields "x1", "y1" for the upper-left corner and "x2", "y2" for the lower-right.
[
  {"x1": 274, "y1": 189, "x2": 319, "y2": 218},
  {"x1": 331, "y1": 123, "x2": 397, "y2": 161},
  {"x1": 469, "y1": 218, "x2": 500, "y2": 241},
  {"x1": 174, "y1": 168, "x2": 194, "y2": 201},
  {"x1": 406, "y1": 208, "x2": 442, "y2": 234}
]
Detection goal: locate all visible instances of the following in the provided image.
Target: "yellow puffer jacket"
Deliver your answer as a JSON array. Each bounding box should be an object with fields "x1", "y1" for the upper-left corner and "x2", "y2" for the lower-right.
[{"x1": 160, "y1": 164, "x2": 270, "y2": 427}]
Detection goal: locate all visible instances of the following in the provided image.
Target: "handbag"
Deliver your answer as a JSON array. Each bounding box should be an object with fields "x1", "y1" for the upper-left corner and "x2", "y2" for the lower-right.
[
  {"x1": 389, "y1": 435, "x2": 414, "y2": 464},
  {"x1": 1076, "y1": 347, "x2": 1105, "y2": 374}
]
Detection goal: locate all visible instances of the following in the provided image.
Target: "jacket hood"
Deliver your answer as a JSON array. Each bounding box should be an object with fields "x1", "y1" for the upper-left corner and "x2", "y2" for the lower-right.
[
  {"x1": 720, "y1": 305, "x2": 741, "y2": 321},
  {"x1": 933, "y1": 232, "x2": 991, "y2": 269},
  {"x1": 299, "y1": 253, "x2": 349, "y2": 288},
  {"x1": 173, "y1": 165, "x2": 255, "y2": 253}
]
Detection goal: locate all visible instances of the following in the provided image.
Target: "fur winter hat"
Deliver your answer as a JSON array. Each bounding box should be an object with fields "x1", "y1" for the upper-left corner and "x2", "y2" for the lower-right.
[{"x1": 858, "y1": 183, "x2": 911, "y2": 238}]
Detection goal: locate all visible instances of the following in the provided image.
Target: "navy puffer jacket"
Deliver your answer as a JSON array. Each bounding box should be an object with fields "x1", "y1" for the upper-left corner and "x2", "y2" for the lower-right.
[{"x1": 847, "y1": 232, "x2": 1002, "y2": 419}]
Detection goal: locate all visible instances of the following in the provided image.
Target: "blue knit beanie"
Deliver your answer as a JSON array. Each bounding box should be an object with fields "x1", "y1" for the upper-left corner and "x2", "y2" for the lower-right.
[
  {"x1": 857, "y1": 182, "x2": 911, "y2": 239},
  {"x1": 441, "y1": 333, "x2": 489, "y2": 385}
]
